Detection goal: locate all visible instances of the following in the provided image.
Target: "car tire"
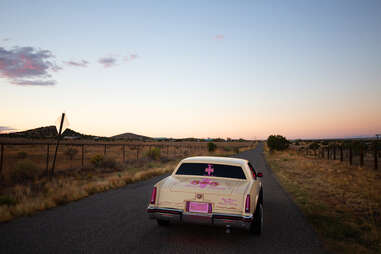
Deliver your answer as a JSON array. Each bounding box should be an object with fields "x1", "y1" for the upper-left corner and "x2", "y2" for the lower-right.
[
  {"x1": 250, "y1": 203, "x2": 263, "y2": 235},
  {"x1": 156, "y1": 219, "x2": 169, "y2": 226}
]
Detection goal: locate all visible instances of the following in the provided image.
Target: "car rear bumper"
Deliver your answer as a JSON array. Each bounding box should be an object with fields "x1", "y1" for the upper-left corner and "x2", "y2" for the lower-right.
[{"x1": 147, "y1": 207, "x2": 253, "y2": 230}]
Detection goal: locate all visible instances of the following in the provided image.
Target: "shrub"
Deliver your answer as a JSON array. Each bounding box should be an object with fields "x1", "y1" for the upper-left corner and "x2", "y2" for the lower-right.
[
  {"x1": 267, "y1": 135, "x2": 290, "y2": 151},
  {"x1": 90, "y1": 154, "x2": 117, "y2": 169},
  {"x1": 16, "y1": 151, "x2": 28, "y2": 159},
  {"x1": 90, "y1": 154, "x2": 104, "y2": 168},
  {"x1": 102, "y1": 156, "x2": 117, "y2": 168},
  {"x1": 146, "y1": 147, "x2": 161, "y2": 160},
  {"x1": 0, "y1": 195, "x2": 16, "y2": 206},
  {"x1": 309, "y1": 142, "x2": 320, "y2": 150},
  {"x1": 222, "y1": 146, "x2": 232, "y2": 152},
  {"x1": 233, "y1": 147, "x2": 240, "y2": 154},
  {"x1": 64, "y1": 147, "x2": 78, "y2": 160},
  {"x1": 207, "y1": 142, "x2": 217, "y2": 152},
  {"x1": 10, "y1": 159, "x2": 41, "y2": 183}
]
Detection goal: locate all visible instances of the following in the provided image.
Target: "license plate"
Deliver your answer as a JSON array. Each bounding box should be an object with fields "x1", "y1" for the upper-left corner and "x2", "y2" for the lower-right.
[{"x1": 188, "y1": 202, "x2": 211, "y2": 213}]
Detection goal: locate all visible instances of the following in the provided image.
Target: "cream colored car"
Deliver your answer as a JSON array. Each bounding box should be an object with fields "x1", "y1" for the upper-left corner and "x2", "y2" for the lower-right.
[{"x1": 147, "y1": 156, "x2": 264, "y2": 234}]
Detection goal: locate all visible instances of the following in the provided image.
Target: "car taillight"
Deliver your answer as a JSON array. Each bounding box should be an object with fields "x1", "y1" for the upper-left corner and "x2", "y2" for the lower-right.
[
  {"x1": 245, "y1": 194, "x2": 250, "y2": 213},
  {"x1": 150, "y1": 187, "x2": 157, "y2": 204}
]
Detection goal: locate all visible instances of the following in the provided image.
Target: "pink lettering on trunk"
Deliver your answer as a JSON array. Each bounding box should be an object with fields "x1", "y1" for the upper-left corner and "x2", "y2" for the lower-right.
[{"x1": 190, "y1": 178, "x2": 219, "y2": 188}]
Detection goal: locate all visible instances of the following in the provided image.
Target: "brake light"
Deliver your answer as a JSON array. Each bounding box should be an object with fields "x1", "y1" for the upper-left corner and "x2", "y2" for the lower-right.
[
  {"x1": 150, "y1": 187, "x2": 157, "y2": 204},
  {"x1": 245, "y1": 194, "x2": 250, "y2": 213}
]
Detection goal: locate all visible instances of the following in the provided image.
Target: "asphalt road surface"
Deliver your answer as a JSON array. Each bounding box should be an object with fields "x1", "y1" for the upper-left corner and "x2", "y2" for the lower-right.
[{"x1": 0, "y1": 143, "x2": 325, "y2": 254}]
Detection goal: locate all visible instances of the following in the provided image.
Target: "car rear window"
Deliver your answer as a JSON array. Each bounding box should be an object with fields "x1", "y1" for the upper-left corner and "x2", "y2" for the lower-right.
[{"x1": 175, "y1": 163, "x2": 246, "y2": 179}]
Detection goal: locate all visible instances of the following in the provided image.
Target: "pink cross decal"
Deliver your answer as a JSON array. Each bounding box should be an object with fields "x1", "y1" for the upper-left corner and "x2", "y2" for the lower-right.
[{"x1": 205, "y1": 164, "x2": 214, "y2": 176}]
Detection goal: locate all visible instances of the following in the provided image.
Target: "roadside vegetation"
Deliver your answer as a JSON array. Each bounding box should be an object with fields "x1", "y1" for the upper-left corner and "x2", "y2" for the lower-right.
[
  {"x1": 265, "y1": 137, "x2": 381, "y2": 254},
  {"x1": 0, "y1": 142, "x2": 256, "y2": 222}
]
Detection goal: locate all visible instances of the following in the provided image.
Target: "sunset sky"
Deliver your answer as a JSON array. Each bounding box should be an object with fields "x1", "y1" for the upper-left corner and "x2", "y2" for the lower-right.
[{"x1": 1, "y1": 0, "x2": 380, "y2": 139}]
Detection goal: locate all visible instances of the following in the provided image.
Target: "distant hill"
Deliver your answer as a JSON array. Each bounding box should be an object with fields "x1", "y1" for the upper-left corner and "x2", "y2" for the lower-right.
[
  {"x1": 0, "y1": 126, "x2": 98, "y2": 139},
  {"x1": 111, "y1": 132, "x2": 154, "y2": 141}
]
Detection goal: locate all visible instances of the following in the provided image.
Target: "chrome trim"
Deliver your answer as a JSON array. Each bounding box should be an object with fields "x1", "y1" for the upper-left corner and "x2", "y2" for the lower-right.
[
  {"x1": 147, "y1": 206, "x2": 253, "y2": 230},
  {"x1": 147, "y1": 207, "x2": 183, "y2": 214}
]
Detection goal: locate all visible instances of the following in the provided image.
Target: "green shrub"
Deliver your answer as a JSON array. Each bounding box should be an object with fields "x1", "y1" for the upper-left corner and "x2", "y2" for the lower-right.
[
  {"x1": 309, "y1": 142, "x2": 320, "y2": 150},
  {"x1": 267, "y1": 135, "x2": 290, "y2": 151},
  {"x1": 233, "y1": 147, "x2": 240, "y2": 154},
  {"x1": 102, "y1": 156, "x2": 117, "y2": 168},
  {"x1": 90, "y1": 154, "x2": 104, "y2": 168},
  {"x1": 16, "y1": 151, "x2": 28, "y2": 159},
  {"x1": 146, "y1": 147, "x2": 161, "y2": 160},
  {"x1": 64, "y1": 147, "x2": 78, "y2": 160},
  {"x1": 207, "y1": 142, "x2": 217, "y2": 152},
  {"x1": 10, "y1": 159, "x2": 41, "y2": 183},
  {"x1": 0, "y1": 195, "x2": 17, "y2": 206},
  {"x1": 90, "y1": 154, "x2": 117, "y2": 169},
  {"x1": 222, "y1": 146, "x2": 232, "y2": 152}
]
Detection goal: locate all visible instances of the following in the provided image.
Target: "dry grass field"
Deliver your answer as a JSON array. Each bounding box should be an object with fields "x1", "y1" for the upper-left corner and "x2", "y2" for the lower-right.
[
  {"x1": 265, "y1": 146, "x2": 381, "y2": 254},
  {"x1": 0, "y1": 140, "x2": 256, "y2": 222}
]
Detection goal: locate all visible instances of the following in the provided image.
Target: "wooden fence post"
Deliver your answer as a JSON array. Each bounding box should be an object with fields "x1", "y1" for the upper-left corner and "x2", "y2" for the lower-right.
[
  {"x1": 46, "y1": 144, "x2": 50, "y2": 175},
  {"x1": 360, "y1": 148, "x2": 364, "y2": 167},
  {"x1": 81, "y1": 144, "x2": 84, "y2": 169},
  {"x1": 327, "y1": 147, "x2": 330, "y2": 160},
  {"x1": 122, "y1": 145, "x2": 125, "y2": 162},
  {"x1": 349, "y1": 147, "x2": 353, "y2": 165},
  {"x1": 374, "y1": 141, "x2": 378, "y2": 170},
  {"x1": 0, "y1": 144, "x2": 4, "y2": 176},
  {"x1": 333, "y1": 146, "x2": 336, "y2": 160},
  {"x1": 104, "y1": 144, "x2": 106, "y2": 155},
  {"x1": 166, "y1": 145, "x2": 169, "y2": 156},
  {"x1": 340, "y1": 146, "x2": 343, "y2": 162}
]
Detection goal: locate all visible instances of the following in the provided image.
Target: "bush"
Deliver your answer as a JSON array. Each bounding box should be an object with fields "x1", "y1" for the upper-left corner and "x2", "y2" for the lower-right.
[
  {"x1": 64, "y1": 147, "x2": 78, "y2": 160},
  {"x1": 90, "y1": 154, "x2": 117, "y2": 169},
  {"x1": 10, "y1": 159, "x2": 41, "y2": 183},
  {"x1": 16, "y1": 151, "x2": 28, "y2": 159},
  {"x1": 146, "y1": 147, "x2": 161, "y2": 160},
  {"x1": 102, "y1": 156, "x2": 117, "y2": 168},
  {"x1": 222, "y1": 146, "x2": 232, "y2": 152},
  {"x1": 309, "y1": 142, "x2": 320, "y2": 150},
  {"x1": 207, "y1": 142, "x2": 217, "y2": 152},
  {"x1": 90, "y1": 154, "x2": 104, "y2": 168},
  {"x1": 267, "y1": 135, "x2": 290, "y2": 151},
  {"x1": 233, "y1": 147, "x2": 240, "y2": 154},
  {"x1": 0, "y1": 195, "x2": 17, "y2": 206}
]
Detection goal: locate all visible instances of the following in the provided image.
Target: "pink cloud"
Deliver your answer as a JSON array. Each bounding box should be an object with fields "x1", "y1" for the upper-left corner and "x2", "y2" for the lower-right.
[
  {"x1": 215, "y1": 34, "x2": 224, "y2": 40},
  {"x1": 0, "y1": 46, "x2": 60, "y2": 86},
  {"x1": 98, "y1": 57, "x2": 117, "y2": 68},
  {"x1": 64, "y1": 60, "x2": 89, "y2": 67}
]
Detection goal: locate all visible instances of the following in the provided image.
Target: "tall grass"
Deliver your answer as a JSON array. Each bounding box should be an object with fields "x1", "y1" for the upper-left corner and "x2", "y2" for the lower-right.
[{"x1": 265, "y1": 147, "x2": 381, "y2": 254}]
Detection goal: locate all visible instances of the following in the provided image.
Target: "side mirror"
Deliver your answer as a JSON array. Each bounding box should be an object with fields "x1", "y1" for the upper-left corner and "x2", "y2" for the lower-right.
[{"x1": 257, "y1": 172, "x2": 263, "y2": 178}]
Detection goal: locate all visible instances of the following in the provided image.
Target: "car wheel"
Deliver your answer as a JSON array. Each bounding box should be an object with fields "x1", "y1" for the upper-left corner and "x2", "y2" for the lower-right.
[
  {"x1": 250, "y1": 203, "x2": 263, "y2": 235},
  {"x1": 156, "y1": 219, "x2": 169, "y2": 226}
]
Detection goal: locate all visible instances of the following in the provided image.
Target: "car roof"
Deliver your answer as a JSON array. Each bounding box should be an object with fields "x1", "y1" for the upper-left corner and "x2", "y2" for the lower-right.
[{"x1": 181, "y1": 156, "x2": 248, "y2": 166}]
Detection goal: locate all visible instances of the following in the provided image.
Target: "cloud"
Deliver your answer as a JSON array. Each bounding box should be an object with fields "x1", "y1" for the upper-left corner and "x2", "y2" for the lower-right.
[
  {"x1": 0, "y1": 46, "x2": 60, "y2": 86},
  {"x1": 10, "y1": 79, "x2": 56, "y2": 86},
  {"x1": 215, "y1": 34, "x2": 224, "y2": 40},
  {"x1": 0, "y1": 126, "x2": 17, "y2": 134},
  {"x1": 64, "y1": 60, "x2": 89, "y2": 67},
  {"x1": 2, "y1": 38, "x2": 10, "y2": 42},
  {"x1": 124, "y1": 54, "x2": 139, "y2": 62},
  {"x1": 98, "y1": 57, "x2": 116, "y2": 68}
]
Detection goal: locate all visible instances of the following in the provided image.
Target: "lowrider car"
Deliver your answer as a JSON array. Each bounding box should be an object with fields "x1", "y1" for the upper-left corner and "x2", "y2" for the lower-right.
[{"x1": 147, "y1": 156, "x2": 264, "y2": 234}]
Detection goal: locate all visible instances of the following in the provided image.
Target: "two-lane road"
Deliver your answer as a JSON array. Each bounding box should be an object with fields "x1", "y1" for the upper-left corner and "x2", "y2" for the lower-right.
[{"x1": 0, "y1": 143, "x2": 325, "y2": 253}]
